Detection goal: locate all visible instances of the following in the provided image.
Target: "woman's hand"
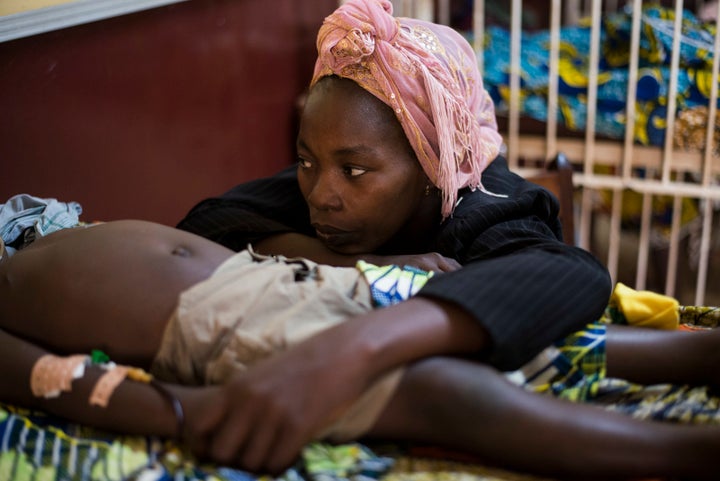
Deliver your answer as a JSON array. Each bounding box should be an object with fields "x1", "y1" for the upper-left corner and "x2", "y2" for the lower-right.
[
  {"x1": 181, "y1": 329, "x2": 374, "y2": 474},
  {"x1": 180, "y1": 297, "x2": 486, "y2": 474},
  {"x1": 253, "y1": 233, "x2": 461, "y2": 273},
  {"x1": 361, "y1": 252, "x2": 461, "y2": 273}
]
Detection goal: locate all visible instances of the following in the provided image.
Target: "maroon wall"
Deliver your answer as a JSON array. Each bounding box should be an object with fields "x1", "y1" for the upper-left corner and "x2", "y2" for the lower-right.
[{"x1": 0, "y1": 0, "x2": 336, "y2": 225}]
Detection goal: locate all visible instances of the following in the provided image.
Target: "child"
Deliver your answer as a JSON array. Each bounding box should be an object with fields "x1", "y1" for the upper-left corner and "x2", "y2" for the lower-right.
[{"x1": 2, "y1": 219, "x2": 720, "y2": 480}]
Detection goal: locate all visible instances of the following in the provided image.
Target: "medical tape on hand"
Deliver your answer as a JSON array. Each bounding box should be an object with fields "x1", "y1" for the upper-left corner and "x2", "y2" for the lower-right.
[
  {"x1": 88, "y1": 364, "x2": 155, "y2": 407},
  {"x1": 31, "y1": 352, "x2": 185, "y2": 439},
  {"x1": 30, "y1": 354, "x2": 89, "y2": 398},
  {"x1": 88, "y1": 364, "x2": 129, "y2": 408},
  {"x1": 30, "y1": 354, "x2": 132, "y2": 407},
  {"x1": 88, "y1": 363, "x2": 184, "y2": 440}
]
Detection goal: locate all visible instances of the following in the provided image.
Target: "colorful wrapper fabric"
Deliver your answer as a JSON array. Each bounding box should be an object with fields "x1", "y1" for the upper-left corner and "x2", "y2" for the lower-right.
[
  {"x1": 482, "y1": 5, "x2": 719, "y2": 150},
  {"x1": 3, "y1": 306, "x2": 720, "y2": 481},
  {"x1": 356, "y1": 260, "x2": 434, "y2": 307}
]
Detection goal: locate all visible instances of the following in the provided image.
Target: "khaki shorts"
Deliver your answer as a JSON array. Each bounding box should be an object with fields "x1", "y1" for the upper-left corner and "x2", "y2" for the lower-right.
[{"x1": 150, "y1": 250, "x2": 404, "y2": 441}]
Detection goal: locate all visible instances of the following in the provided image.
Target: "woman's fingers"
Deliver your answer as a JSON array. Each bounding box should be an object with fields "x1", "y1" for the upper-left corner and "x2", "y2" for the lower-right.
[{"x1": 237, "y1": 403, "x2": 284, "y2": 472}]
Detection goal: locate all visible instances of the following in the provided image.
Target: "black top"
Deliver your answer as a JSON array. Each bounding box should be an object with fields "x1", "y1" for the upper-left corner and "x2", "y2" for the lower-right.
[{"x1": 177, "y1": 157, "x2": 612, "y2": 370}]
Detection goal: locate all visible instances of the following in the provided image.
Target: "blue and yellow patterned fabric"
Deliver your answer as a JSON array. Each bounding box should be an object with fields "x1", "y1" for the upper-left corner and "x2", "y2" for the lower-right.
[
  {"x1": 482, "y1": 5, "x2": 719, "y2": 149},
  {"x1": 356, "y1": 261, "x2": 434, "y2": 308},
  {"x1": 536, "y1": 321, "x2": 608, "y2": 402},
  {"x1": 2, "y1": 305, "x2": 720, "y2": 481},
  {"x1": 0, "y1": 405, "x2": 394, "y2": 481}
]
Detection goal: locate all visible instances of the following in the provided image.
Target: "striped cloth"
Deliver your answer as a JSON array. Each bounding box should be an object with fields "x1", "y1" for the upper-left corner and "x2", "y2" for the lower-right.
[
  {"x1": 2, "y1": 307, "x2": 720, "y2": 480},
  {"x1": 505, "y1": 321, "x2": 607, "y2": 402},
  {"x1": 508, "y1": 305, "x2": 720, "y2": 425},
  {"x1": 0, "y1": 402, "x2": 393, "y2": 481}
]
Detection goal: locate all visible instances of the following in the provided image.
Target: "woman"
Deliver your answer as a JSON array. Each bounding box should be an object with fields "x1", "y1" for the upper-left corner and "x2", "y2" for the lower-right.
[
  {"x1": 2, "y1": 219, "x2": 720, "y2": 481},
  {"x1": 170, "y1": 0, "x2": 617, "y2": 469},
  {"x1": 177, "y1": 0, "x2": 611, "y2": 372}
]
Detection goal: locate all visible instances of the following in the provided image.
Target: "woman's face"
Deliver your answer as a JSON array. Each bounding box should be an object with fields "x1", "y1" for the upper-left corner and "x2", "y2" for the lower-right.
[{"x1": 297, "y1": 77, "x2": 432, "y2": 254}]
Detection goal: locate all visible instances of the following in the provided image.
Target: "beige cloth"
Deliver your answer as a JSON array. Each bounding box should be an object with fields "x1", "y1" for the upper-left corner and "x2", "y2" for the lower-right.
[{"x1": 151, "y1": 250, "x2": 404, "y2": 441}]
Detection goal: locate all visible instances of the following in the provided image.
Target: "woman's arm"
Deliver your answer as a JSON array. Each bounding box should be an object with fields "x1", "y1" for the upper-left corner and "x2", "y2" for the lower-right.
[
  {"x1": 419, "y1": 242, "x2": 611, "y2": 370},
  {"x1": 0, "y1": 285, "x2": 489, "y2": 474},
  {"x1": 254, "y1": 232, "x2": 461, "y2": 273},
  {"x1": 0, "y1": 295, "x2": 489, "y2": 471},
  {"x1": 195, "y1": 295, "x2": 489, "y2": 473},
  {"x1": 419, "y1": 157, "x2": 613, "y2": 371}
]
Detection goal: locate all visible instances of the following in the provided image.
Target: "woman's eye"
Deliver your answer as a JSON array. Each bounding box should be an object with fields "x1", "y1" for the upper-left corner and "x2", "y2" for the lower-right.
[
  {"x1": 344, "y1": 166, "x2": 367, "y2": 177},
  {"x1": 298, "y1": 158, "x2": 312, "y2": 169}
]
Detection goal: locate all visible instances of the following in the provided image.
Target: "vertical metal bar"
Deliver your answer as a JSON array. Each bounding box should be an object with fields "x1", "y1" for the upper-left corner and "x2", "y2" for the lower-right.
[
  {"x1": 508, "y1": 0, "x2": 522, "y2": 168},
  {"x1": 578, "y1": 160, "x2": 593, "y2": 254},
  {"x1": 546, "y1": 0, "x2": 561, "y2": 160},
  {"x1": 400, "y1": 0, "x2": 412, "y2": 18},
  {"x1": 622, "y1": 0, "x2": 643, "y2": 180},
  {"x1": 664, "y1": 195, "x2": 683, "y2": 297},
  {"x1": 702, "y1": 1, "x2": 720, "y2": 187},
  {"x1": 414, "y1": 0, "x2": 434, "y2": 22},
  {"x1": 609, "y1": 0, "x2": 643, "y2": 287},
  {"x1": 661, "y1": 0, "x2": 684, "y2": 183},
  {"x1": 474, "y1": 0, "x2": 485, "y2": 76},
  {"x1": 635, "y1": 192, "x2": 653, "y2": 290},
  {"x1": 695, "y1": 198, "x2": 712, "y2": 306},
  {"x1": 607, "y1": 189, "x2": 623, "y2": 282},
  {"x1": 583, "y1": 0, "x2": 602, "y2": 177},
  {"x1": 694, "y1": 0, "x2": 720, "y2": 306},
  {"x1": 437, "y1": 0, "x2": 450, "y2": 25},
  {"x1": 578, "y1": 0, "x2": 603, "y2": 250}
]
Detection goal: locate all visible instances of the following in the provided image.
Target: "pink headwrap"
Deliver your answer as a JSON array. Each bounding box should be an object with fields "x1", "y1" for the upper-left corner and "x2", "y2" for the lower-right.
[{"x1": 311, "y1": 0, "x2": 503, "y2": 218}]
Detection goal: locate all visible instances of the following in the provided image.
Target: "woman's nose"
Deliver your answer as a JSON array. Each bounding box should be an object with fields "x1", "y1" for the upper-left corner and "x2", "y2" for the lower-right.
[{"x1": 306, "y1": 173, "x2": 343, "y2": 211}]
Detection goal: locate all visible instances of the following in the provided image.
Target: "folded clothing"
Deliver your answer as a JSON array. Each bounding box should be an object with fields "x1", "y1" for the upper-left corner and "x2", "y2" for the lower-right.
[{"x1": 0, "y1": 193, "x2": 82, "y2": 256}]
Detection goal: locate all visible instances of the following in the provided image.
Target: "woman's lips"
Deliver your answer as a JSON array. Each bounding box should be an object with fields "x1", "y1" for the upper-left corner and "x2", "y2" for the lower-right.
[{"x1": 313, "y1": 224, "x2": 354, "y2": 247}]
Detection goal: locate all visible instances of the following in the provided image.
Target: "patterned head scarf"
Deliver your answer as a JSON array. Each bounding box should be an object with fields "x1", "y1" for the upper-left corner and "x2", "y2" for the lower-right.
[{"x1": 311, "y1": 0, "x2": 503, "y2": 219}]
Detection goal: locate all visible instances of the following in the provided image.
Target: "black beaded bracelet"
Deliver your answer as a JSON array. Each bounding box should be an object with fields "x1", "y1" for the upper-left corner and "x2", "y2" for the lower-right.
[{"x1": 149, "y1": 379, "x2": 185, "y2": 442}]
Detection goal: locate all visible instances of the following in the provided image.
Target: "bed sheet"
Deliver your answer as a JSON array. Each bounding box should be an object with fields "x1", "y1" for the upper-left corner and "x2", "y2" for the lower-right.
[
  {"x1": 1, "y1": 306, "x2": 718, "y2": 481},
  {"x1": 480, "y1": 4, "x2": 719, "y2": 151},
  {"x1": 0, "y1": 401, "x2": 562, "y2": 481}
]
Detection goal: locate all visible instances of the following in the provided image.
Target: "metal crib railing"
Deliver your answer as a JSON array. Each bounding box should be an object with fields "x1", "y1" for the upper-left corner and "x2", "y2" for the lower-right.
[{"x1": 388, "y1": 0, "x2": 720, "y2": 306}]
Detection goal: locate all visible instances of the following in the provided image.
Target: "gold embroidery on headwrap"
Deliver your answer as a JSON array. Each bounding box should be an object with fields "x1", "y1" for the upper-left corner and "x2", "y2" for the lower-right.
[
  {"x1": 388, "y1": 53, "x2": 416, "y2": 77},
  {"x1": 415, "y1": 95, "x2": 430, "y2": 116},
  {"x1": 332, "y1": 28, "x2": 375, "y2": 60},
  {"x1": 411, "y1": 25, "x2": 444, "y2": 55}
]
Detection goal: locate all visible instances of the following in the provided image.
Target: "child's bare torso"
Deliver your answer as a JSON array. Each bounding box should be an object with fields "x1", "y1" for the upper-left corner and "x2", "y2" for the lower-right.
[{"x1": 0, "y1": 220, "x2": 234, "y2": 367}]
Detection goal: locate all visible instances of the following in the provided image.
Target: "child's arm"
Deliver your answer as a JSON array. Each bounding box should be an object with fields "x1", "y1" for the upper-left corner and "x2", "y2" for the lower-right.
[{"x1": 0, "y1": 327, "x2": 211, "y2": 441}]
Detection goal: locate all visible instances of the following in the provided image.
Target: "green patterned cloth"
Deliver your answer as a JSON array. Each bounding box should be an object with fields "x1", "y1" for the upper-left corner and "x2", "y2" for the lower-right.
[
  {"x1": 679, "y1": 305, "x2": 720, "y2": 328},
  {"x1": 2, "y1": 306, "x2": 719, "y2": 481},
  {"x1": 0, "y1": 403, "x2": 394, "y2": 481},
  {"x1": 592, "y1": 305, "x2": 720, "y2": 424}
]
